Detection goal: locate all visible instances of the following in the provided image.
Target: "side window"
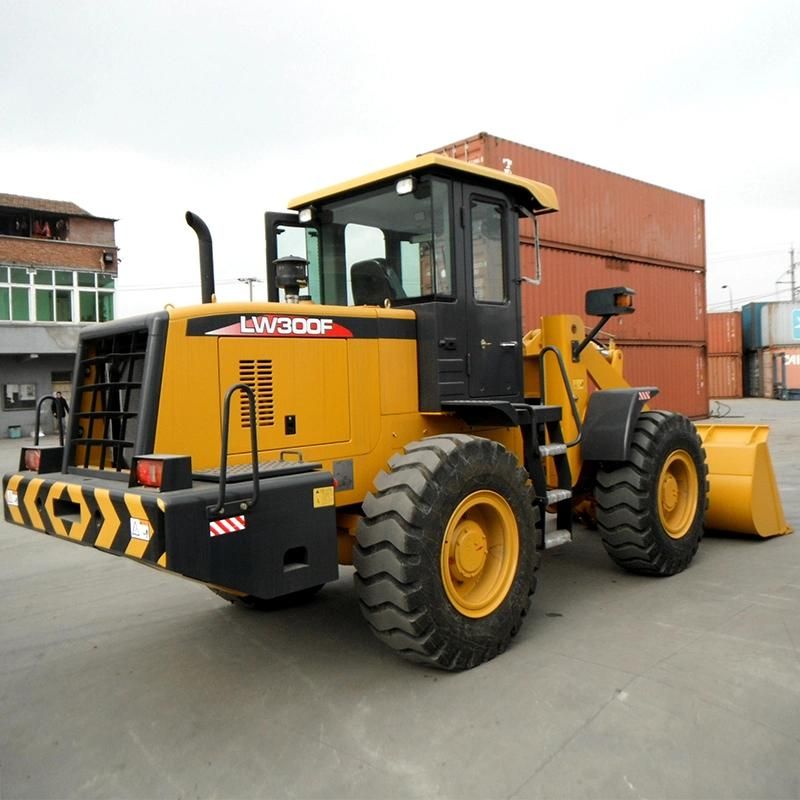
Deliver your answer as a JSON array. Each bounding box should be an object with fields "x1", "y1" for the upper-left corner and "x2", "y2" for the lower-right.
[{"x1": 471, "y1": 200, "x2": 506, "y2": 303}]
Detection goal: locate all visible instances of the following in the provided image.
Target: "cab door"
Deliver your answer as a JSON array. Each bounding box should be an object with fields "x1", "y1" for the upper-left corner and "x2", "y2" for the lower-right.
[{"x1": 462, "y1": 187, "x2": 523, "y2": 399}]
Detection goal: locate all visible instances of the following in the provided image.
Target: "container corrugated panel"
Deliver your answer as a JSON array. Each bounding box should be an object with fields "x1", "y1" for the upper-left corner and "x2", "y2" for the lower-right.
[
  {"x1": 741, "y1": 302, "x2": 765, "y2": 350},
  {"x1": 744, "y1": 351, "x2": 761, "y2": 396},
  {"x1": 521, "y1": 245, "x2": 705, "y2": 343},
  {"x1": 760, "y1": 302, "x2": 800, "y2": 348},
  {"x1": 760, "y1": 349, "x2": 774, "y2": 398},
  {"x1": 707, "y1": 312, "x2": 742, "y2": 355},
  {"x1": 616, "y1": 344, "x2": 708, "y2": 418},
  {"x1": 708, "y1": 354, "x2": 743, "y2": 398},
  {"x1": 432, "y1": 132, "x2": 706, "y2": 269},
  {"x1": 762, "y1": 345, "x2": 800, "y2": 396}
]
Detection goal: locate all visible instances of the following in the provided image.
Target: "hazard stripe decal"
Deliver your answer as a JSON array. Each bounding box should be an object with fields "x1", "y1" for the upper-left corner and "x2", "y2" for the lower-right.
[
  {"x1": 209, "y1": 515, "x2": 247, "y2": 537},
  {"x1": 2, "y1": 474, "x2": 166, "y2": 567},
  {"x1": 5, "y1": 475, "x2": 25, "y2": 526}
]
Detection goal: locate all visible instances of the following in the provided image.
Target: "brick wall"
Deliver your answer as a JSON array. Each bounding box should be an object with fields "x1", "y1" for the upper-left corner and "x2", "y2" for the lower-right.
[
  {"x1": 0, "y1": 237, "x2": 116, "y2": 271},
  {"x1": 68, "y1": 217, "x2": 116, "y2": 247}
]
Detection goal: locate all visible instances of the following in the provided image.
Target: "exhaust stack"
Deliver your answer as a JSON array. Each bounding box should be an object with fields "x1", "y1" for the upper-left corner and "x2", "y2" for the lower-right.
[{"x1": 185, "y1": 211, "x2": 215, "y2": 304}]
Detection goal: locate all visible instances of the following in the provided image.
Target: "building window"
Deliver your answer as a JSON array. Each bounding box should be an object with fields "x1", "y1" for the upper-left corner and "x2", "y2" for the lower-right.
[
  {"x1": 0, "y1": 211, "x2": 68, "y2": 240},
  {"x1": 3, "y1": 383, "x2": 37, "y2": 411},
  {"x1": 0, "y1": 266, "x2": 114, "y2": 323}
]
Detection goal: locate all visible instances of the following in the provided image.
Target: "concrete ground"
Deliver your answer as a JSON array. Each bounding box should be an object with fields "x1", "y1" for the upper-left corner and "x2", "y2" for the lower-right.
[{"x1": 1, "y1": 399, "x2": 799, "y2": 799}]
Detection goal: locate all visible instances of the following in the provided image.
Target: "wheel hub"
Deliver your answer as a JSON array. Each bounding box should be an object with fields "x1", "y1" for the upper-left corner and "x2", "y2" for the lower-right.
[
  {"x1": 657, "y1": 449, "x2": 699, "y2": 539},
  {"x1": 661, "y1": 473, "x2": 679, "y2": 513},
  {"x1": 440, "y1": 490, "x2": 520, "y2": 618},
  {"x1": 450, "y1": 522, "x2": 488, "y2": 580}
]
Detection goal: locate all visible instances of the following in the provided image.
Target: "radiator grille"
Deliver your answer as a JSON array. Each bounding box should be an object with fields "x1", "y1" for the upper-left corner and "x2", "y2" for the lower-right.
[
  {"x1": 70, "y1": 328, "x2": 149, "y2": 471},
  {"x1": 239, "y1": 360, "x2": 274, "y2": 427}
]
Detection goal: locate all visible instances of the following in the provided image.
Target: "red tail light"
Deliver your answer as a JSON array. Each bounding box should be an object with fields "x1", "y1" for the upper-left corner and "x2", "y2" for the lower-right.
[
  {"x1": 135, "y1": 459, "x2": 164, "y2": 488},
  {"x1": 24, "y1": 449, "x2": 42, "y2": 472}
]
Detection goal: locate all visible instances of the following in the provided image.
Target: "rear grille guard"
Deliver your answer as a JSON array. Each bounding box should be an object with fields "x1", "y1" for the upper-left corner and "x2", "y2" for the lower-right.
[{"x1": 67, "y1": 314, "x2": 167, "y2": 476}]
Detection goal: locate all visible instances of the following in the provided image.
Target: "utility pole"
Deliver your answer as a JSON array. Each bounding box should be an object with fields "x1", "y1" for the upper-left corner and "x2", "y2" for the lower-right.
[
  {"x1": 791, "y1": 247, "x2": 796, "y2": 300},
  {"x1": 237, "y1": 276, "x2": 262, "y2": 302}
]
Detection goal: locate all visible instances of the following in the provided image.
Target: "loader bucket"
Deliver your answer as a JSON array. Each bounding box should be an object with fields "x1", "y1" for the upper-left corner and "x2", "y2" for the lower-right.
[{"x1": 695, "y1": 424, "x2": 792, "y2": 537}]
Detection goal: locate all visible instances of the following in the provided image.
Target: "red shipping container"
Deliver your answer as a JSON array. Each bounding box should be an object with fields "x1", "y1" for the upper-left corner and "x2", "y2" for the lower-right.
[
  {"x1": 521, "y1": 246, "x2": 705, "y2": 343},
  {"x1": 708, "y1": 354, "x2": 743, "y2": 398},
  {"x1": 707, "y1": 312, "x2": 743, "y2": 355},
  {"x1": 619, "y1": 344, "x2": 708, "y2": 418},
  {"x1": 432, "y1": 132, "x2": 706, "y2": 269}
]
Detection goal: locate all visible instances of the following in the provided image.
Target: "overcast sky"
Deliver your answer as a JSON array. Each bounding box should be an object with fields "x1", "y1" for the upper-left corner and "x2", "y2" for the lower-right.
[{"x1": 1, "y1": 0, "x2": 798, "y2": 316}]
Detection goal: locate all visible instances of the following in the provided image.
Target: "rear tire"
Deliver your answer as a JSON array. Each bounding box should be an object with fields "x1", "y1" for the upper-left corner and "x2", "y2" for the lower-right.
[
  {"x1": 595, "y1": 411, "x2": 707, "y2": 576},
  {"x1": 354, "y1": 434, "x2": 539, "y2": 670},
  {"x1": 209, "y1": 584, "x2": 323, "y2": 610}
]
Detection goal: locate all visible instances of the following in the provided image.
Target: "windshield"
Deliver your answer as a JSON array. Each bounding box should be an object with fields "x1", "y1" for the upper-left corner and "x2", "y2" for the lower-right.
[{"x1": 303, "y1": 177, "x2": 453, "y2": 307}]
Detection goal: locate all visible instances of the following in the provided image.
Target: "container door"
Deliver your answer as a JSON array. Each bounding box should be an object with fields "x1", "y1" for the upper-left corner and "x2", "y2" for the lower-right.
[{"x1": 462, "y1": 187, "x2": 522, "y2": 399}]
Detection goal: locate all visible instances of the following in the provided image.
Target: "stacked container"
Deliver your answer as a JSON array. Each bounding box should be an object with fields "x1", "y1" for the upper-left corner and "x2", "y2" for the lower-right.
[
  {"x1": 741, "y1": 301, "x2": 800, "y2": 399},
  {"x1": 707, "y1": 312, "x2": 743, "y2": 398},
  {"x1": 431, "y1": 133, "x2": 708, "y2": 416}
]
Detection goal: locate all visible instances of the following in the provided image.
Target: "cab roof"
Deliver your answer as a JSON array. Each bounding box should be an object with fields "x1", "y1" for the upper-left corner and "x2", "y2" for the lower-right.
[{"x1": 288, "y1": 153, "x2": 559, "y2": 214}]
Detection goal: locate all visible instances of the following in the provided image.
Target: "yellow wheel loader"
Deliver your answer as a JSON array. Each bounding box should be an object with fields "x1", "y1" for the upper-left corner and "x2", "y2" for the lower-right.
[{"x1": 2, "y1": 155, "x2": 791, "y2": 670}]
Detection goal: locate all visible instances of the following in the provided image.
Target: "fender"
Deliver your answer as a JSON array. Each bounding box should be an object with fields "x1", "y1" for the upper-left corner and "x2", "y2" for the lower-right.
[{"x1": 581, "y1": 387, "x2": 659, "y2": 462}]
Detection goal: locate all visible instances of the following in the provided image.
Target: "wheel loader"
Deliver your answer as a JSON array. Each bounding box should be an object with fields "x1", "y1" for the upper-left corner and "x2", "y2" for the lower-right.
[{"x1": 2, "y1": 154, "x2": 791, "y2": 670}]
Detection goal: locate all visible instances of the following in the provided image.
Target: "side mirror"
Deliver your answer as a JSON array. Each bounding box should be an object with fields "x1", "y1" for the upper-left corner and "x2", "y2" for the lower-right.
[{"x1": 585, "y1": 286, "x2": 636, "y2": 317}]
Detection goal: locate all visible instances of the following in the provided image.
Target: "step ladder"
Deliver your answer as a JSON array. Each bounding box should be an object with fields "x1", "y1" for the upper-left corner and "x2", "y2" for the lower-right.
[{"x1": 514, "y1": 403, "x2": 573, "y2": 550}]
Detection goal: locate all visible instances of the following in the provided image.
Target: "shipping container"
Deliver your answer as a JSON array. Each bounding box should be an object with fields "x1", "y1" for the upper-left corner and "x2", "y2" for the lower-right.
[
  {"x1": 617, "y1": 344, "x2": 708, "y2": 418},
  {"x1": 521, "y1": 246, "x2": 705, "y2": 343},
  {"x1": 759, "y1": 302, "x2": 800, "y2": 348},
  {"x1": 708, "y1": 354, "x2": 743, "y2": 398},
  {"x1": 741, "y1": 302, "x2": 766, "y2": 350},
  {"x1": 707, "y1": 311, "x2": 742, "y2": 355},
  {"x1": 432, "y1": 132, "x2": 706, "y2": 269},
  {"x1": 760, "y1": 346, "x2": 800, "y2": 399},
  {"x1": 744, "y1": 351, "x2": 762, "y2": 396}
]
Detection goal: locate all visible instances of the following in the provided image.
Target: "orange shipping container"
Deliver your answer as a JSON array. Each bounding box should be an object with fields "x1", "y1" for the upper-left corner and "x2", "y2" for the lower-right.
[
  {"x1": 521, "y1": 246, "x2": 705, "y2": 343},
  {"x1": 708, "y1": 354, "x2": 743, "y2": 398},
  {"x1": 613, "y1": 344, "x2": 708, "y2": 418},
  {"x1": 707, "y1": 311, "x2": 742, "y2": 355},
  {"x1": 432, "y1": 132, "x2": 706, "y2": 269}
]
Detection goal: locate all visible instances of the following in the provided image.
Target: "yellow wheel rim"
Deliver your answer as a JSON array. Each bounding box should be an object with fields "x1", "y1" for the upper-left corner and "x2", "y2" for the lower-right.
[
  {"x1": 440, "y1": 490, "x2": 519, "y2": 618},
  {"x1": 657, "y1": 450, "x2": 699, "y2": 539}
]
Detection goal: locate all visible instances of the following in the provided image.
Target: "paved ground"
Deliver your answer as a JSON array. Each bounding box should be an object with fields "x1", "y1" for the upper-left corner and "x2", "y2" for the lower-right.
[{"x1": 1, "y1": 399, "x2": 799, "y2": 799}]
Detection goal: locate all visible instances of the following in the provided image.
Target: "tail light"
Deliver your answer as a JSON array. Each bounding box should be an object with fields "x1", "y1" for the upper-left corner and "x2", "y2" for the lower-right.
[
  {"x1": 130, "y1": 455, "x2": 193, "y2": 491},
  {"x1": 19, "y1": 447, "x2": 63, "y2": 474},
  {"x1": 135, "y1": 459, "x2": 164, "y2": 488},
  {"x1": 25, "y1": 449, "x2": 41, "y2": 472}
]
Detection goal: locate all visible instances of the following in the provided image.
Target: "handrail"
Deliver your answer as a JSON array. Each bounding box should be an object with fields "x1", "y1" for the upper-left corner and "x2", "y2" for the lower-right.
[
  {"x1": 210, "y1": 383, "x2": 260, "y2": 516},
  {"x1": 34, "y1": 394, "x2": 65, "y2": 447},
  {"x1": 539, "y1": 345, "x2": 582, "y2": 447}
]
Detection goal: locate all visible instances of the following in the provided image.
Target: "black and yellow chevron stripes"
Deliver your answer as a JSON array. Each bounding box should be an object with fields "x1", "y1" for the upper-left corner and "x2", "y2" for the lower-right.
[{"x1": 2, "y1": 473, "x2": 167, "y2": 567}]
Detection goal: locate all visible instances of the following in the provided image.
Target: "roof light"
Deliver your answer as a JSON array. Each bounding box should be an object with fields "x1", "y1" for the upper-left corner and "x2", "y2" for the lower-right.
[
  {"x1": 298, "y1": 207, "x2": 314, "y2": 224},
  {"x1": 395, "y1": 177, "x2": 416, "y2": 196}
]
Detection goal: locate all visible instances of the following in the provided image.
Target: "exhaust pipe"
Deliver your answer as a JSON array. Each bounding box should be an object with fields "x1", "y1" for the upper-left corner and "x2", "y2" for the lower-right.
[{"x1": 185, "y1": 211, "x2": 215, "y2": 304}]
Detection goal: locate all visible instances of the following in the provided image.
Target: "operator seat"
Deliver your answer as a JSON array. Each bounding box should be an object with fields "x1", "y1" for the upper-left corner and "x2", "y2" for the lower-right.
[{"x1": 351, "y1": 258, "x2": 406, "y2": 305}]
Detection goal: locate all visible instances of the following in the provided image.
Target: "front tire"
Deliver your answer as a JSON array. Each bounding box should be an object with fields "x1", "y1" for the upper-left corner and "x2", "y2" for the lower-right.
[
  {"x1": 354, "y1": 434, "x2": 539, "y2": 670},
  {"x1": 595, "y1": 411, "x2": 707, "y2": 576}
]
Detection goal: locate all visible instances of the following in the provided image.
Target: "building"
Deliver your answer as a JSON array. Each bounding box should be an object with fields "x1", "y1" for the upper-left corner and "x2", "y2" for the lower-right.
[{"x1": 0, "y1": 193, "x2": 118, "y2": 437}]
